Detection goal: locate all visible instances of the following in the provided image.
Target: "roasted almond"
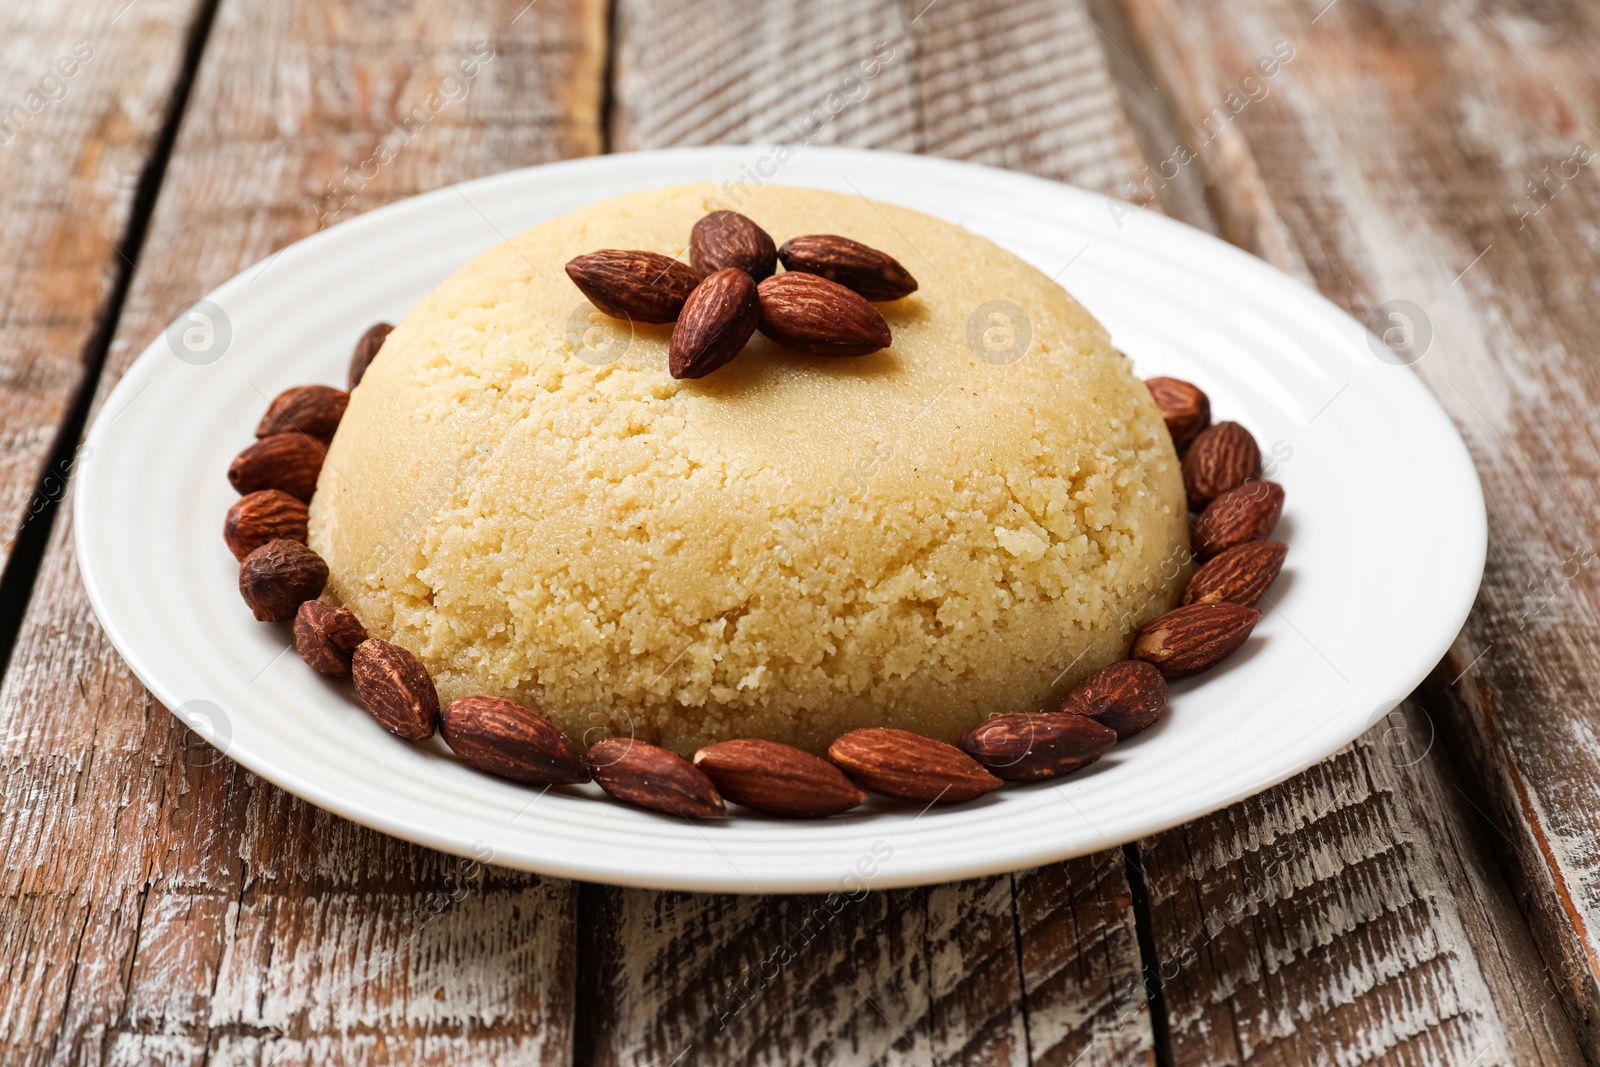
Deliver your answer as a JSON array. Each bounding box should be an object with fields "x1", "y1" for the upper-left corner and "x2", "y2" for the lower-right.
[
  {"x1": 756, "y1": 273, "x2": 891, "y2": 357},
  {"x1": 294, "y1": 600, "x2": 368, "y2": 676},
  {"x1": 1183, "y1": 421, "x2": 1259, "y2": 510},
  {"x1": 351, "y1": 639, "x2": 440, "y2": 740},
  {"x1": 1192, "y1": 480, "x2": 1284, "y2": 558},
  {"x1": 223, "y1": 489, "x2": 309, "y2": 562},
  {"x1": 777, "y1": 235, "x2": 918, "y2": 301},
  {"x1": 1059, "y1": 660, "x2": 1168, "y2": 739},
  {"x1": 588, "y1": 738, "x2": 725, "y2": 817},
  {"x1": 348, "y1": 322, "x2": 393, "y2": 389},
  {"x1": 228, "y1": 432, "x2": 326, "y2": 503},
  {"x1": 565, "y1": 250, "x2": 701, "y2": 324},
  {"x1": 693, "y1": 739, "x2": 866, "y2": 817},
  {"x1": 669, "y1": 268, "x2": 760, "y2": 379},
  {"x1": 829, "y1": 728, "x2": 1001, "y2": 803},
  {"x1": 256, "y1": 385, "x2": 349, "y2": 442},
  {"x1": 1145, "y1": 377, "x2": 1210, "y2": 453},
  {"x1": 1183, "y1": 540, "x2": 1287, "y2": 607},
  {"x1": 961, "y1": 713, "x2": 1117, "y2": 781},
  {"x1": 1131, "y1": 603, "x2": 1260, "y2": 679},
  {"x1": 442, "y1": 695, "x2": 590, "y2": 785},
  {"x1": 239, "y1": 539, "x2": 328, "y2": 622},
  {"x1": 690, "y1": 210, "x2": 777, "y2": 281}
]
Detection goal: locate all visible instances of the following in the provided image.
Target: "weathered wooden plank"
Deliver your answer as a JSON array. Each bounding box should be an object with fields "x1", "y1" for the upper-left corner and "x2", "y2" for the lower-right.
[
  {"x1": 581, "y1": 875, "x2": 1022, "y2": 1066},
  {"x1": 0, "y1": 0, "x2": 607, "y2": 1064},
  {"x1": 1117, "y1": 0, "x2": 1600, "y2": 1058},
  {"x1": 596, "y1": 2, "x2": 1163, "y2": 1063},
  {"x1": 1141, "y1": 710, "x2": 1583, "y2": 1065},
  {"x1": 0, "y1": 0, "x2": 210, "y2": 584},
  {"x1": 609, "y1": 0, "x2": 1158, "y2": 200},
  {"x1": 582, "y1": 854, "x2": 1149, "y2": 1066}
]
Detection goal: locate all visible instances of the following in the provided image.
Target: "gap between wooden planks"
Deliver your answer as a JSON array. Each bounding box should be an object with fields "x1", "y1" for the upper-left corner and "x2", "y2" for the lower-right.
[{"x1": 0, "y1": 0, "x2": 1591, "y2": 1064}]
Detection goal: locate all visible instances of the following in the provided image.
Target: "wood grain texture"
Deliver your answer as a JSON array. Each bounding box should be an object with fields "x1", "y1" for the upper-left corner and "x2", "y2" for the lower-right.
[
  {"x1": 0, "y1": 0, "x2": 209, "y2": 581},
  {"x1": 582, "y1": 854, "x2": 1149, "y2": 1067},
  {"x1": 1118, "y1": 0, "x2": 1600, "y2": 1057},
  {"x1": 0, "y1": 0, "x2": 606, "y2": 1063},
  {"x1": 609, "y1": 0, "x2": 1155, "y2": 199},
  {"x1": 1142, "y1": 711, "x2": 1583, "y2": 1065}
]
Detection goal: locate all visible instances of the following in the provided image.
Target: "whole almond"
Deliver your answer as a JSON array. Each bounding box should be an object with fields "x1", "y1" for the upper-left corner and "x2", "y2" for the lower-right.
[
  {"x1": 1183, "y1": 540, "x2": 1288, "y2": 607},
  {"x1": 1183, "y1": 421, "x2": 1260, "y2": 510},
  {"x1": 690, "y1": 211, "x2": 777, "y2": 281},
  {"x1": 1192, "y1": 480, "x2": 1284, "y2": 558},
  {"x1": 256, "y1": 385, "x2": 350, "y2": 442},
  {"x1": 588, "y1": 738, "x2": 725, "y2": 817},
  {"x1": 442, "y1": 695, "x2": 590, "y2": 785},
  {"x1": 777, "y1": 235, "x2": 918, "y2": 301},
  {"x1": 756, "y1": 273, "x2": 892, "y2": 357},
  {"x1": 1059, "y1": 660, "x2": 1169, "y2": 739},
  {"x1": 348, "y1": 322, "x2": 393, "y2": 389},
  {"x1": 239, "y1": 539, "x2": 328, "y2": 622},
  {"x1": 351, "y1": 639, "x2": 440, "y2": 740},
  {"x1": 961, "y1": 713, "x2": 1118, "y2": 781},
  {"x1": 693, "y1": 739, "x2": 866, "y2": 817},
  {"x1": 228, "y1": 432, "x2": 326, "y2": 502},
  {"x1": 224, "y1": 489, "x2": 309, "y2": 562},
  {"x1": 829, "y1": 728, "x2": 1001, "y2": 803},
  {"x1": 1132, "y1": 603, "x2": 1260, "y2": 679},
  {"x1": 1145, "y1": 377, "x2": 1210, "y2": 453},
  {"x1": 565, "y1": 250, "x2": 701, "y2": 324},
  {"x1": 294, "y1": 600, "x2": 368, "y2": 676},
  {"x1": 669, "y1": 268, "x2": 760, "y2": 379}
]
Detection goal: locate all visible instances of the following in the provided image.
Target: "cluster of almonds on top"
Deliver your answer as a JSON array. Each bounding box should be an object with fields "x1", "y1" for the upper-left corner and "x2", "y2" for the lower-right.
[
  {"x1": 215, "y1": 314, "x2": 1286, "y2": 821},
  {"x1": 564, "y1": 210, "x2": 918, "y2": 380}
]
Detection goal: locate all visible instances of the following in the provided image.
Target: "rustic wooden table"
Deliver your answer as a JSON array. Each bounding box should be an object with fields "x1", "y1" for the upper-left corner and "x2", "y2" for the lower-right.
[{"x1": 2, "y1": 0, "x2": 1597, "y2": 1063}]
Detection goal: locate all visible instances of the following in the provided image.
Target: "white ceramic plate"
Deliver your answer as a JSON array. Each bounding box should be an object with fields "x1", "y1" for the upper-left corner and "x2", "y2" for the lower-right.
[{"x1": 74, "y1": 147, "x2": 1485, "y2": 893}]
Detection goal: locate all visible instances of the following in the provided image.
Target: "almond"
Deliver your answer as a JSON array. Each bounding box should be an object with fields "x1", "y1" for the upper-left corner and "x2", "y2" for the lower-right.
[
  {"x1": 256, "y1": 385, "x2": 349, "y2": 442},
  {"x1": 689, "y1": 211, "x2": 778, "y2": 281},
  {"x1": 669, "y1": 268, "x2": 760, "y2": 379},
  {"x1": 1183, "y1": 540, "x2": 1287, "y2": 607},
  {"x1": 1145, "y1": 377, "x2": 1210, "y2": 453},
  {"x1": 776, "y1": 235, "x2": 919, "y2": 301},
  {"x1": 1131, "y1": 603, "x2": 1260, "y2": 679},
  {"x1": 1183, "y1": 421, "x2": 1259, "y2": 510},
  {"x1": 1059, "y1": 660, "x2": 1168, "y2": 739},
  {"x1": 348, "y1": 322, "x2": 393, "y2": 389},
  {"x1": 351, "y1": 639, "x2": 440, "y2": 740},
  {"x1": 223, "y1": 489, "x2": 309, "y2": 562},
  {"x1": 1192, "y1": 480, "x2": 1284, "y2": 558},
  {"x1": 756, "y1": 273, "x2": 892, "y2": 357},
  {"x1": 294, "y1": 600, "x2": 368, "y2": 676},
  {"x1": 693, "y1": 739, "x2": 866, "y2": 817},
  {"x1": 565, "y1": 250, "x2": 701, "y2": 324},
  {"x1": 588, "y1": 738, "x2": 725, "y2": 817},
  {"x1": 228, "y1": 432, "x2": 326, "y2": 503},
  {"x1": 239, "y1": 539, "x2": 328, "y2": 622},
  {"x1": 961, "y1": 713, "x2": 1117, "y2": 781},
  {"x1": 442, "y1": 695, "x2": 590, "y2": 785},
  {"x1": 829, "y1": 727, "x2": 1001, "y2": 803}
]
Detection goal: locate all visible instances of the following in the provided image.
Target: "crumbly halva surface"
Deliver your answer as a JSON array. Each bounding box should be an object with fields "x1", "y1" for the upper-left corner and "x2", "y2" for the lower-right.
[{"x1": 309, "y1": 183, "x2": 1188, "y2": 755}]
